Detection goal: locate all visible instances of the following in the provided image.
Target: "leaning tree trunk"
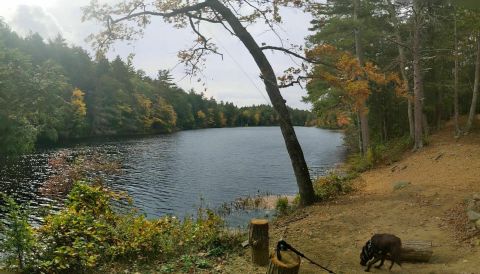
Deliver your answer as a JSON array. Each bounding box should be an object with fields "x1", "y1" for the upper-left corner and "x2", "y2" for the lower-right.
[
  {"x1": 353, "y1": 0, "x2": 369, "y2": 155},
  {"x1": 412, "y1": 0, "x2": 424, "y2": 150},
  {"x1": 465, "y1": 31, "x2": 480, "y2": 134},
  {"x1": 209, "y1": 0, "x2": 316, "y2": 206}
]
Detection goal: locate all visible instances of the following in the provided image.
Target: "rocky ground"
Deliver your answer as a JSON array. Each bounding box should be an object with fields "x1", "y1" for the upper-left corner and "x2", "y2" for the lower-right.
[{"x1": 225, "y1": 122, "x2": 480, "y2": 274}]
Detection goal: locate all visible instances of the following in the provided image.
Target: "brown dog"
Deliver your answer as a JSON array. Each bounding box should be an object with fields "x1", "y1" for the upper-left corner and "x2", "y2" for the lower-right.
[{"x1": 360, "y1": 233, "x2": 402, "y2": 272}]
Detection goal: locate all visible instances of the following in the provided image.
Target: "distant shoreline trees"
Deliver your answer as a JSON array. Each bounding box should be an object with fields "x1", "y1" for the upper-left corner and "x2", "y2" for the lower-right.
[{"x1": 0, "y1": 21, "x2": 314, "y2": 156}]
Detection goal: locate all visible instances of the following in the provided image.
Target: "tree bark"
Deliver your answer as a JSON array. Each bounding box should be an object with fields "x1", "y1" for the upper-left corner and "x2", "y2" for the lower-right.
[
  {"x1": 353, "y1": 0, "x2": 365, "y2": 66},
  {"x1": 412, "y1": 0, "x2": 424, "y2": 150},
  {"x1": 387, "y1": 0, "x2": 415, "y2": 140},
  {"x1": 397, "y1": 15, "x2": 415, "y2": 140},
  {"x1": 267, "y1": 250, "x2": 301, "y2": 274},
  {"x1": 209, "y1": 0, "x2": 316, "y2": 206},
  {"x1": 356, "y1": 112, "x2": 363, "y2": 152},
  {"x1": 353, "y1": 0, "x2": 369, "y2": 155},
  {"x1": 359, "y1": 109, "x2": 370, "y2": 154},
  {"x1": 454, "y1": 12, "x2": 461, "y2": 136},
  {"x1": 249, "y1": 219, "x2": 269, "y2": 266},
  {"x1": 400, "y1": 240, "x2": 433, "y2": 262},
  {"x1": 408, "y1": 100, "x2": 414, "y2": 139},
  {"x1": 465, "y1": 31, "x2": 480, "y2": 134}
]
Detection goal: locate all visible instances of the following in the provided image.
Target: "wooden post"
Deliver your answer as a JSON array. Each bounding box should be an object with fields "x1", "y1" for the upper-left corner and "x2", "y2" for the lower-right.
[
  {"x1": 249, "y1": 219, "x2": 269, "y2": 266},
  {"x1": 401, "y1": 240, "x2": 433, "y2": 262},
  {"x1": 267, "y1": 250, "x2": 300, "y2": 274}
]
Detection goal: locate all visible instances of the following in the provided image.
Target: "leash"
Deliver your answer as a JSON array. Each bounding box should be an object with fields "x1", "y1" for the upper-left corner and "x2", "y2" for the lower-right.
[{"x1": 276, "y1": 240, "x2": 337, "y2": 274}]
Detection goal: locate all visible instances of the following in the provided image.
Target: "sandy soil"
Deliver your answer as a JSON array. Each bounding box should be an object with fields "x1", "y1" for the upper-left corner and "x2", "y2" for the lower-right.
[{"x1": 225, "y1": 123, "x2": 480, "y2": 274}]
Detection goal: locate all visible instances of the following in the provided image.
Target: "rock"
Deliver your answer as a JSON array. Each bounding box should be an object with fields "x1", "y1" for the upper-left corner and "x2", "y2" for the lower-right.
[
  {"x1": 473, "y1": 193, "x2": 480, "y2": 201},
  {"x1": 393, "y1": 181, "x2": 411, "y2": 191},
  {"x1": 466, "y1": 199, "x2": 476, "y2": 210},
  {"x1": 466, "y1": 210, "x2": 480, "y2": 221},
  {"x1": 476, "y1": 219, "x2": 480, "y2": 230}
]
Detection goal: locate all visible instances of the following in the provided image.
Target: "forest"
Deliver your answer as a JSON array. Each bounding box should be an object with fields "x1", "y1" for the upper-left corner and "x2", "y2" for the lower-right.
[
  {"x1": 0, "y1": 21, "x2": 313, "y2": 156},
  {"x1": 302, "y1": 0, "x2": 480, "y2": 155}
]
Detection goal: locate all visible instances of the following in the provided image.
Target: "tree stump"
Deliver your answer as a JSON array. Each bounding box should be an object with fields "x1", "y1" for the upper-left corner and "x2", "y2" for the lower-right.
[
  {"x1": 401, "y1": 240, "x2": 433, "y2": 262},
  {"x1": 266, "y1": 250, "x2": 300, "y2": 274},
  {"x1": 249, "y1": 219, "x2": 269, "y2": 266}
]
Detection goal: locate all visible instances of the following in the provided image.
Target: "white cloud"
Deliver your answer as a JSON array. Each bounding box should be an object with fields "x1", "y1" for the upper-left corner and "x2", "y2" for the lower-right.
[
  {"x1": 9, "y1": 5, "x2": 63, "y2": 39},
  {"x1": 0, "y1": 1, "x2": 314, "y2": 110}
]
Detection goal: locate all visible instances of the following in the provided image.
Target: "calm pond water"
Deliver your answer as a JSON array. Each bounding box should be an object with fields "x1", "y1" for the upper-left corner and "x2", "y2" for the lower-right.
[{"x1": 0, "y1": 127, "x2": 344, "y2": 226}]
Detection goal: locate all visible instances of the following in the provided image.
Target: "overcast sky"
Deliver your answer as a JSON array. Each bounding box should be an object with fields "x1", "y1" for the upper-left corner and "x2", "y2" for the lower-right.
[{"x1": 0, "y1": 0, "x2": 316, "y2": 109}]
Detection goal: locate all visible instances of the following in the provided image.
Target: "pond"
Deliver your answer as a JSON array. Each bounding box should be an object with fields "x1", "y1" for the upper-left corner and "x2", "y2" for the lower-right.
[{"x1": 0, "y1": 127, "x2": 345, "y2": 226}]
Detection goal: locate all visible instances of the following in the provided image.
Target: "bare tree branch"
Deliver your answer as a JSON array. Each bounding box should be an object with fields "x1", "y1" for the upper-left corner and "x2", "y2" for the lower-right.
[
  {"x1": 277, "y1": 75, "x2": 318, "y2": 89},
  {"x1": 260, "y1": 45, "x2": 336, "y2": 68},
  {"x1": 186, "y1": 13, "x2": 222, "y2": 24},
  {"x1": 188, "y1": 15, "x2": 208, "y2": 44},
  {"x1": 187, "y1": 15, "x2": 223, "y2": 59},
  {"x1": 385, "y1": 36, "x2": 412, "y2": 51},
  {"x1": 110, "y1": 2, "x2": 211, "y2": 24},
  {"x1": 243, "y1": 0, "x2": 285, "y2": 47}
]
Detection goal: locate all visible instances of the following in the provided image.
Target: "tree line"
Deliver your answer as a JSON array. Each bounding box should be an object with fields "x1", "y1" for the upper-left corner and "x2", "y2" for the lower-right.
[
  {"x1": 303, "y1": 0, "x2": 480, "y2": 154},
  {"x1": 0, "y1": 21, "x2": 313, "y2": 156}
]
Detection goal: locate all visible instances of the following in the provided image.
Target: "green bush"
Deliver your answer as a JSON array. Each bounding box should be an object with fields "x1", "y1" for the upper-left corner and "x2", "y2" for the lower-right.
[
  {"x1": 371, "y1": 137, "x2": 411, "y2": 165},
  {"x1": 0, "y1": 116, "x2": 37, "y2": 156},
  {"x1": 313, "y1": 172, "x2": 355, "y2": 201},
  {"x1": 275, "y1": 197, "x2": 290, "y2": 216},
  {"x1": 348, "y1": 137, "x2": 411, "y2": 171},
  {"x1": 36, "y1": 183, "x2": 119, "y2": 272},
  {"x1": 0, "y1": 182, "x2": 242, "y2": 273},
  {"x1": 347, "y1": 153, "x2": 373, "y2": 172},
  {"x1": 0, "y1": 195, "x2": 37, "y2": 271}
]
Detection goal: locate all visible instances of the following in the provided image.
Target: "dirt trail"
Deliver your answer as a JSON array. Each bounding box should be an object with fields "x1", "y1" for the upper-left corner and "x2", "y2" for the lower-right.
[{"x1": 226, "y1": 124, "x2": 480, "y2": 273}]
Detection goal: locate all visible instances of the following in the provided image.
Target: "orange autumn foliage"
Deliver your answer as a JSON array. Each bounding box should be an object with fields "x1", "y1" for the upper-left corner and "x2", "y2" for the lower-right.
[{"x1": 307, "y1": 45, "x2": 407, "y2": 115}]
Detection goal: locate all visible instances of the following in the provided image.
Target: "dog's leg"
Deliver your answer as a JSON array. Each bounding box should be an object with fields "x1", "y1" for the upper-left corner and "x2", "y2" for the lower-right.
[
  {"x1": 365, "y1": 257, "x2": 381, "y2": 272},
  {"x1": 389, "y1": 249, "x2": 402, "y2": 270},
  {"x1": 374, "y1": 256, "x2": 385, "y2": 269},
  {"x1": 389, "y1": 259, "x2": 395, "y2": 270}
]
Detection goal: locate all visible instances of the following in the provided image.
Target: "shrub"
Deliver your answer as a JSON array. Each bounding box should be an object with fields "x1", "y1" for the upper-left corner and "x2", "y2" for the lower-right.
[
  {"x1": 36, "y1": 183, "x2": 121, "y2": 272},
  {"x1": 347, "y1": 153, "x2": 373, "y2": 172},
  {"x1": 1, "y1": 182, "x2": 242, "y2": 273},
  {"x1": 313, "y1": 171, "x2": 355, "y2": 201},
  {"x1": 0, "y1": 195, "x2": 37, "y2": 271},
  {"x1": 347, "y1": 137, "x2": 411, "y2": 171},
  {"x1": 40, "y1": 151, "x2": 121, "y2": 197},
  {"x1": 371, "y1": 137, "x2": 411, "y2": 165},
  {"x1": 275, "y1": 197, "x2": 290, "y2": 216}
]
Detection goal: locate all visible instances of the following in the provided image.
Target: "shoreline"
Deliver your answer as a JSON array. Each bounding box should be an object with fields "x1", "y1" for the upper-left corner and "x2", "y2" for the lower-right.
[{"x1": 32, "y1": 125, "x2": 319, "y2": 152}]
